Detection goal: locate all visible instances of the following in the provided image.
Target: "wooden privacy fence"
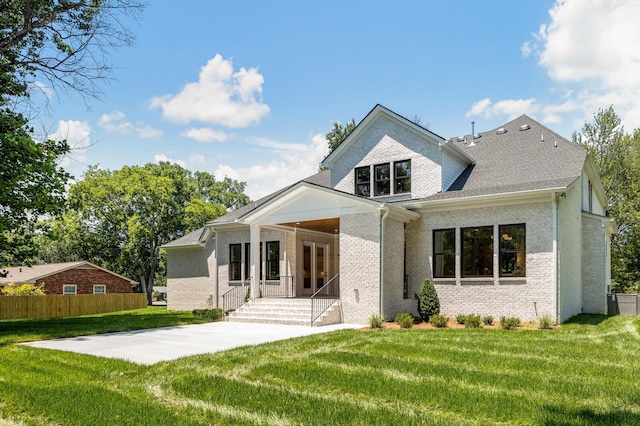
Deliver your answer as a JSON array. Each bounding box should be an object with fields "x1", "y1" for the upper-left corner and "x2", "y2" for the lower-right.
[{"x1": 0, "y1": 293, "x2": 148, "y2": 320}]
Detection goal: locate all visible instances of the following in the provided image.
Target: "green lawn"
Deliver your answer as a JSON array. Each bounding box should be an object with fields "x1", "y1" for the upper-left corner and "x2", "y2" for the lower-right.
[{"x1": 1, "y1": 312, "x2": 639, "y2": 425}]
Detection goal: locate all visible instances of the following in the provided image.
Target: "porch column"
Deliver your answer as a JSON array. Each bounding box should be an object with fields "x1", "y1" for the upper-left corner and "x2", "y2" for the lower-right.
[{"x1": 250, "y1": 224, "x2": 261, "y2": 299}]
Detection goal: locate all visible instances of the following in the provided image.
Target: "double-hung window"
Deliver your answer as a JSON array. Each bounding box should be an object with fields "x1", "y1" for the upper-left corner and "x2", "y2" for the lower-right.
[
  {"x1": 355, "y1": 166, "x2": 371, "y2": 197},
  {"x1": 394, "y1": 160, "x2": 411, "y2": 193},
  {"x1": 266, "y1": 241, "x2": 280, "y2": 280},
  {"x1": 63, "y1": 284, "x2": 77, "y2": 295},
  {"x1": 433, "y1": 229, "x2": 455, "y2": 278},
  {"x1": 499, "y1": 224, "x2": 526, "y2": 277},
  {"x1": 374, "y1": 163, "x2": 391, "y2": 196},
  {"x1": 229, "y1": 244, "x2": 242, "y2": 281},
  {"x1": 93, "y1": 285, "x2": 106, "y2": 294},
  {"x1": 461, "y1": 226, "x2": 494, "y2": 277}
]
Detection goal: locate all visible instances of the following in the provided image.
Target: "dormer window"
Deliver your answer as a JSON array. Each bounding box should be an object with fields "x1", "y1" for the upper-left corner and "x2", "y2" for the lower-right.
[
  {"x1": 355, "y1": 166, "x2": 370, "y2": 197},
  {"x1": 374, "y1": 163, "x2": 391, "y2": 196},
  {"x1": 354, "y1": 160, "x2": 411, "y2": 197}
]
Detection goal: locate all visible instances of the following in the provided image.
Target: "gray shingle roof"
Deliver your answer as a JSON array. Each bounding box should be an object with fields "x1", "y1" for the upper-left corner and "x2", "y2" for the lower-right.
[
  {"x1": 404, "y1": 115, "x2": 586, "y2": 203},
  {"x1": 160, "y1": 227, "x2": 206, "y2": 248}
]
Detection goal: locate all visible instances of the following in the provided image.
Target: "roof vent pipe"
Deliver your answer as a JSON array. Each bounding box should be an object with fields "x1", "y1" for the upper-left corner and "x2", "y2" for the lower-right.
[
  {"x1": 469, "y1": 121, "x2": 476, "y2": 146},
  {"x1": 541, "y1": 134, "x2": 544, "y2": 142}
]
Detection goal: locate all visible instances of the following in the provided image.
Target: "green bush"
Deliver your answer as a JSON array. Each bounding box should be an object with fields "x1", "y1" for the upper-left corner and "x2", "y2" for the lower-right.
[
  {"x1": 500, "y1": 316, "x2": 521, "y2": 330},
  {"x1": 463, "y1": 314, "x2": 482, "y2": 328},
  {"x1": 415, "y1": 279, "x2": 440, "y2": 321},
  {"x1": 368, "y1": 314, "x2": 383, "y2": 329},
  {"x1": 483, "y1": 315, "x2": 494, "y2": 326},
  {"x1": 394, "y1": 312, "x2": 414, "y2": 328},
  {"x1": 428, "y1": 314, "x2": 448, "y2": 328},
  {"x1": 539, "y1": 314, "x2": 553, "y2": 330},
  {"x1": 456, "y1": 314, "x2": 468, "y2": 324},
  {"x1": 192, "y1": 308, "x2": 223, "y2": 321}
]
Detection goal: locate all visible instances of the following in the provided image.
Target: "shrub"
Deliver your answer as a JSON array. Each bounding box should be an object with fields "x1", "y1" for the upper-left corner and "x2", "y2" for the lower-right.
[
  {"x1": 456, "y1": 314, "x2": 468, "y2": 324},
  {"x1": 500, "y1": 316, "x2": 521, "y2": 330},
  {"x1": 463, "y1": 314, "x2": 482, "y2": 328},
  {"x1": 483, "y1": 315, "x2": 494, "y2": 326},
  {"x1": 428, "y1": 314, "x2": 448, "y2": 328},
  {"x1": 415, "y1": 279, "x2": 439, "y2": 321},
  {"x1": 368, "y1": 314, "x2": 383, "y2": 329},
  {"x1": 192, "y1": 308, "x2": 223, "y2": 321},
  {"x1": 1, "y1": 282, "x2": 45, "y2": 296},
  {"x1": 539, "y1": 314, "x2": 553, "y2": 330},
  {"x1": 395, "y1": 312, "x2": 414, "y2": 328}
]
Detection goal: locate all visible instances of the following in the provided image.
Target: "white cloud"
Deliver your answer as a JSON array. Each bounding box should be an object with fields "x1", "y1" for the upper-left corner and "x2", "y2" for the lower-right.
[
  {"x1": 522, "y1": 0, "x2": 640, "y2": 129},
  {"x1": 466, "y1": 98, "x2": 538, "y2": 120},
  {"x1": 217, "y1": 133, "x2": 330, "y2": 200},
  {"x1": 49, "y1": 120, "x2": 91, "y2": 167},
  {"x1": 189, "y1": 153, "x2": 206, "y2": 165},
  {"x1": 520, "y1": 41, "x2": 533, "y2": 58},
  {"x1": 98, "y1": 111, "x2": 162, "y2": 139},
  {"x1": 154, "y1": 153, "x2": 186, "y2": 168},
  {"x1": 182, "y1": 127, "x2": 228, "y2": 142},
  {"x1": 149, "y1": 54, "x2": 269, "y2": 128},
  {"x1": 29, "y1": 81, "x2": 53, "y2": 100}
]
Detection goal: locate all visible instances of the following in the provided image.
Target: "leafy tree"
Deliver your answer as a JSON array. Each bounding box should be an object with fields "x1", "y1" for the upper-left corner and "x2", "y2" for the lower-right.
[
  {"x1": 326, "y1": 119, "x2": 357, "y2": 152},
  {"x1": 1, "y1": 282, "x2": 45, "y2": 296},
  {"x1": 415, "y1": 279, "x2": 439, "y2": 321},
  {"x1": 37, "y1": 163, "x2": 249, "y2": 303},
  {"x1": 0, "y1": 109, "x2": 69, "y2": 266},
  {"x1": 573, "y1": 107, "x2": 640, "y2": 292}
]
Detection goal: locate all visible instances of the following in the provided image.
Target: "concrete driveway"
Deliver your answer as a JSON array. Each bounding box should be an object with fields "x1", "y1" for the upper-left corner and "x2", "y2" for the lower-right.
[{"x1": 23, "y1": 322, "x2": 363, "y2": 365}]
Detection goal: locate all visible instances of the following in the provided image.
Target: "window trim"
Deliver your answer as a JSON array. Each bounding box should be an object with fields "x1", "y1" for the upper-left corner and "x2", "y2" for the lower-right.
[
  {"x1": 433, "y1": 228, "x2": 456, "y2": 278},
  {"x1": 499, "y1": 224, "x2": 526, "y2": 278},
  {"x1": 63, "y1": 284, "x2": 77, "y2": 295},
  {"x1": 394, "y1": 159, "x2": 411, "y2": 194},
  {"x1": 229, "y1": 243, "x2": 242, "y2": 281},
  {"x1": 461, "y1": 226, "x2": 494, "y2": 278},
  {"x1": 93, "y1": 284, "x2": 106, "y2": 294}
]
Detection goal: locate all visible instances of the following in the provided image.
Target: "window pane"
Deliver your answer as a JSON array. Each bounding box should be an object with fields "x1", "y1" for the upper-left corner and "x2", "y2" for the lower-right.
[
  {"x1": 500, "y1": 224, "x2": 526, "y2": 277},
  {"x1": 374, "y1": 163, "x2": 390, "y2": 196},
  {"x1": 244, "y1": 243, "x2": 250, "y2": 281},
  {"x1": 266, "y1": 241, "x2": 279, "y2": 279},
  {"x1": 395, "y1": 160, "x2": 411, "y2": 194},
  {"x1": 433, "y1": 229, "x2": 455, "y2": 278},
  {"x1": 461, "y1": 226, "x2": 493, "y2": 277},
  {"x1": 230, "y1": 244, "x2": 242, "y2": 280}
]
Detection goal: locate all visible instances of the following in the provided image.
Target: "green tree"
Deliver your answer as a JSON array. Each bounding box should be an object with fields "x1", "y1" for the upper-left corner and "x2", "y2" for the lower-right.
[
  {"x1": 1, "y1": 282, "x2": 45, "y2": 296},
  {"x1": 326, "y1": 119, "x2": 357, "y2": 152},
  {"x1": 415, "y1": 279, "x2": 440, "y2": 321},
  {"x1": 573, "y1": 107, "x2": 640, "y2": 292}
]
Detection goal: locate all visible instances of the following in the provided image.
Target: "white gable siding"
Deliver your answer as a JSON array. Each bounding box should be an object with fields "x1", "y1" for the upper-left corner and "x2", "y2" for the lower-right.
[
  {"x1": 442, "y1": 151, "x2": 468, "y2": 190},
  {"x1": 330, "y1": 115, "x2": 443, "y2": 200}
]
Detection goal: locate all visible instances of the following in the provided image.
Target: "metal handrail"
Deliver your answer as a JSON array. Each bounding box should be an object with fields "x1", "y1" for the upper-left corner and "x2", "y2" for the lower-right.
[
  {"x1": 222, "y1": 279, "x2": 250, "y2": 317},
  {"x1": 310, "y1": 273, "x2": 339, "y2": 326},
  {"x1": 259, "y1": 276, "x2": 295, "y2": 298}
]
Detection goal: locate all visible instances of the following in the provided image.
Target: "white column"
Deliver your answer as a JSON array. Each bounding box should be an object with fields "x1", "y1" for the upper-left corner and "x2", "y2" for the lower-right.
[{"x1": 250, "y1": 224, "x2": 261, "y2": 299}]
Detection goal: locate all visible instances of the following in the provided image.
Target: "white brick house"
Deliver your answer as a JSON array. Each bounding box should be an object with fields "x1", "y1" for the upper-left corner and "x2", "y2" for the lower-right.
[{"x1": 163, "y1": 104, "x2": 615, "y2": 324}]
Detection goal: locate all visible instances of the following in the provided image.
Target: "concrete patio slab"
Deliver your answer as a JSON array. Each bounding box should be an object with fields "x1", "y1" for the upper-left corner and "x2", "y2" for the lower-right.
[{"x1": 23, "y1": 322, "x2": 364, "y2": 365}]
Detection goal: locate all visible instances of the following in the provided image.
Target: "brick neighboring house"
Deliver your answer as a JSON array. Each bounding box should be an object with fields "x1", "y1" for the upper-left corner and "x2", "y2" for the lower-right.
[
  {"x1": 162, "y1": 104, "x2": 615, "y2": 325},
  {"x1": 0, "y1": 261, "x2": 137, "y2": 295}
]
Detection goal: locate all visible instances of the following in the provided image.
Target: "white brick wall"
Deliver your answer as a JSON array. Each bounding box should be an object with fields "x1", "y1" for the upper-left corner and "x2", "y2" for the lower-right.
[
  {"x1": 581, "y1": 213, "x2": 607, "y2": 314},
  {"x1": 405, "y1": 199, "x2": 556, "y2": 321},
  {"x1": 166, "y1": 236, "x2": 215, "y2": 311},
  {"x1": 330, "y1": 115, "x2": 443, "y2": 200},
  {"x1": 340, "y1": 212, "x2": 381, "y2": 323},
  {"x1": 558, "y1": 184, "x2": 582, "y2": 322},
  {"x1": 383, "y1": 217, "x2": 405, "y2": 320}
]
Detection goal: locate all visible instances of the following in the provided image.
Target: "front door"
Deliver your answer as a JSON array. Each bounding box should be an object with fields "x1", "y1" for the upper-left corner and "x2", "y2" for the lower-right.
[{"x1": 302, "y1": 242, "x2": 328, "y2": 295}]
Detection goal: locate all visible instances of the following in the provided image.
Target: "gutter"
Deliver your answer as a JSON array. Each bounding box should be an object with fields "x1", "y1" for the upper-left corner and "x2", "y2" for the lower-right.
[{"x1": 379, "y1": 205, "x2": 390, "y2": 318}]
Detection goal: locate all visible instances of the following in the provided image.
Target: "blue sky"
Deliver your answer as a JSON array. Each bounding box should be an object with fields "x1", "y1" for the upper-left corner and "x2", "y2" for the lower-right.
[{"x1": 35, "y1": 0, "x2": 640, "y2": 200}]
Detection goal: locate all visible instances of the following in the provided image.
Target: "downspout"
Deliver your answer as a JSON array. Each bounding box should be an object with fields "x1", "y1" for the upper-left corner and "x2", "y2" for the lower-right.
[
  {"x1": 213, "y1": 228, "x2": 219, "y2": 308},
  {"x1": 379, "y1": 205, "x2": 390, "y2": 319},
  {"x1": 552, "y1": 193, "x2": 559, "y2": 324}
]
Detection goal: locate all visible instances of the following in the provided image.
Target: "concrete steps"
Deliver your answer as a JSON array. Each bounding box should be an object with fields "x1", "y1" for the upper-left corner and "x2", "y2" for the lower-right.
[{"x1": 226, "y1": 298, "x2": 341, "y2": 326}]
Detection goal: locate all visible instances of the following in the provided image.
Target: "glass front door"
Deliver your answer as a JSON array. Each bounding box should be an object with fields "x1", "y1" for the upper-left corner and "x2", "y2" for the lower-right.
[{"x1": 302, "y1": 242, "x2": 328, "y2": 295}]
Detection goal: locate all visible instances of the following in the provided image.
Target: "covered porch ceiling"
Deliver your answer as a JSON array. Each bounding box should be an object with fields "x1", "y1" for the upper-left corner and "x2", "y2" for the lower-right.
[{"x1": 280, "y1": 218, "x2": 340, "y2": 234}]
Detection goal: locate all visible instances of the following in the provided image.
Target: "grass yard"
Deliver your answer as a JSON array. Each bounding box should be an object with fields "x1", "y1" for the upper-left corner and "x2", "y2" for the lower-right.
[{"x1": 1, "y1": 313, "x2": 639, "y2": 425}]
